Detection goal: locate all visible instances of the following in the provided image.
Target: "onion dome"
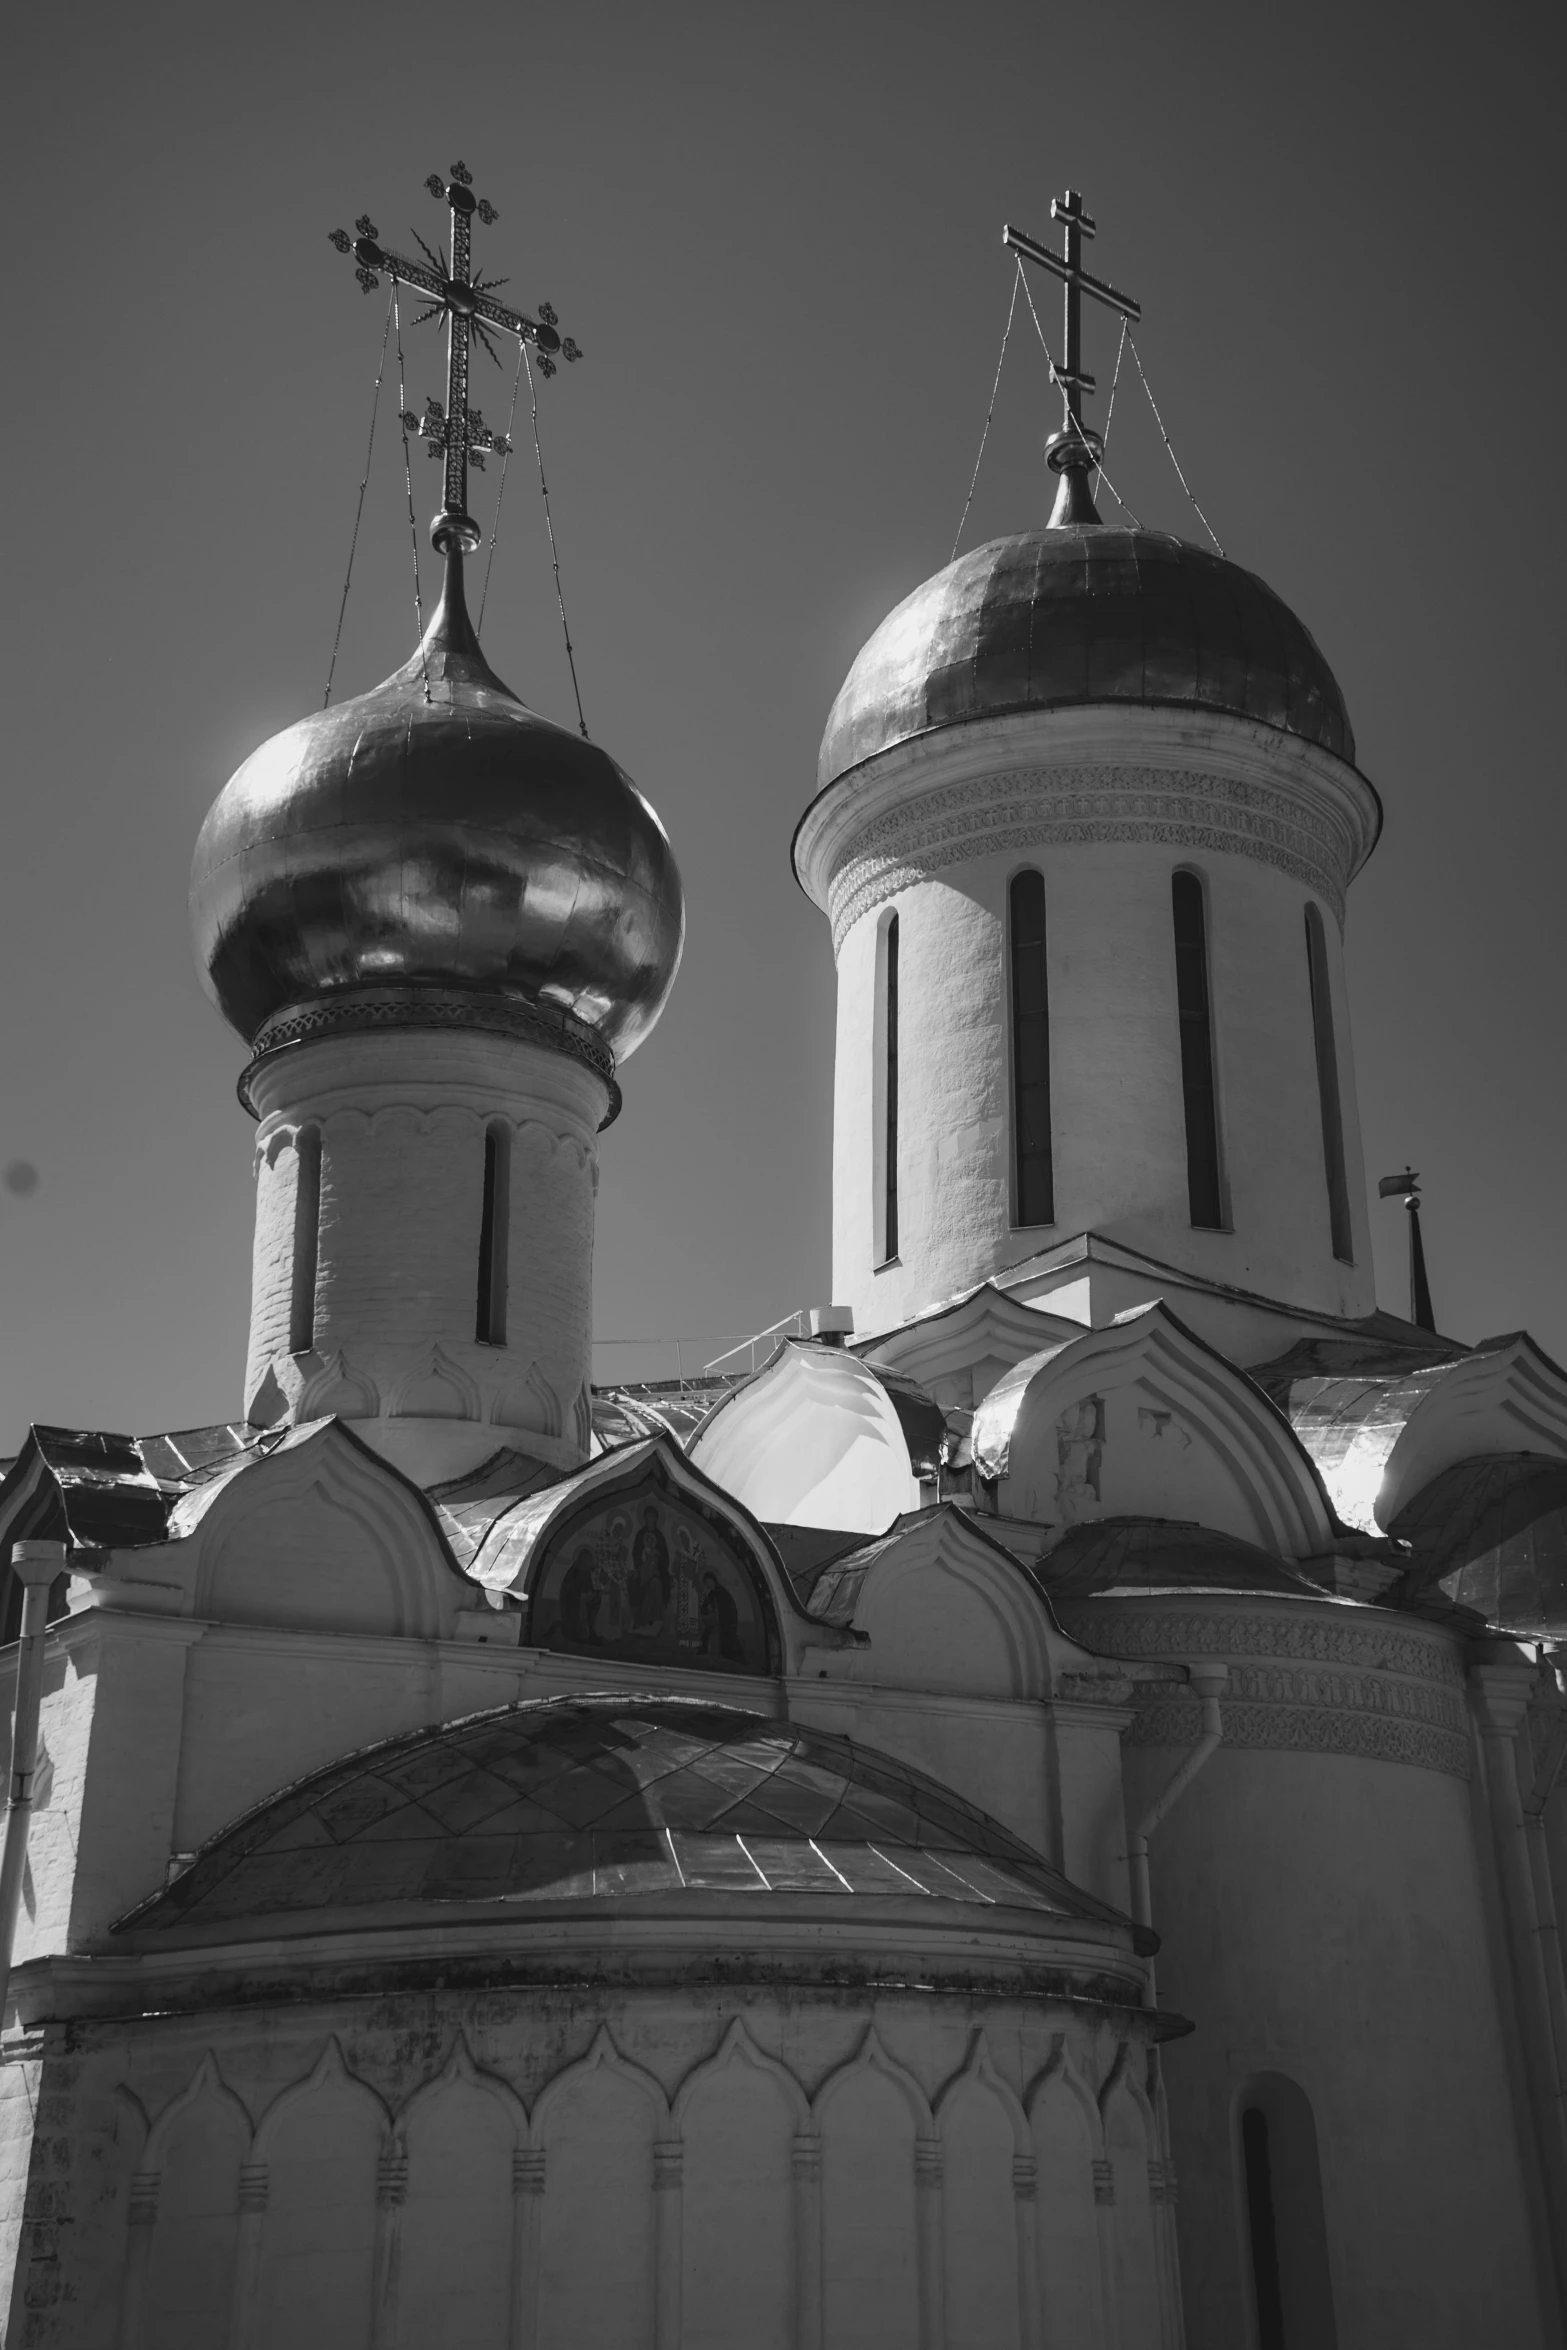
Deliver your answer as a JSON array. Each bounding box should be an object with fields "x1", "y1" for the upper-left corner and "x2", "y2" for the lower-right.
[
  {"x1": 190, "y1": 554, "x2": 684, "y2": 1063},
  {"x1": 115, "y1": 1694, "x2": 1142, "y2": 1944},
  {"x1": 818, "y1": 525, "x2": 1354, "y2": 789}
]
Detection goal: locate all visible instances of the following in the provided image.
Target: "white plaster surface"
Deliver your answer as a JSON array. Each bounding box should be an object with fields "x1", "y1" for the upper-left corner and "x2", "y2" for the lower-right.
[
  {"x1": 244, "y1": 1029, "x2": 607, "y2": 1481},
  {"x1": 2, "y1": 1990, "x2": 1169, "y2": 2349},
  {"x1": 810, "y1": 705, "x2": 1379, "y2": 1334},
  {"x1": 1063, "y1": 1590, "x2": 1552, "y2": 2350}
]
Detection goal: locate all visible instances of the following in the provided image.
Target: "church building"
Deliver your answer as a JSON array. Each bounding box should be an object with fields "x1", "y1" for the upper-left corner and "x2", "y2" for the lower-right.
[{"x1": 0, "y1": 172, "x2": 1564, "y2": 2349}]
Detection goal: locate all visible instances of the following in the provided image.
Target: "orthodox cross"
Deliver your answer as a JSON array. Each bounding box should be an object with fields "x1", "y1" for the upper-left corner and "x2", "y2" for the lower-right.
[
  {"x1": 330, "y1": 162, "x2": 580, "y2": 554},
  {"x1": 1004, "y1": 192, "x2": 1140, "y2": 500}
]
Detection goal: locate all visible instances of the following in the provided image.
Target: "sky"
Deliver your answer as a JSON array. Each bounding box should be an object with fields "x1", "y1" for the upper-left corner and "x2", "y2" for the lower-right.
[{"x1": 2, "y1": 0, "x2": 1564, "y2": 1444}]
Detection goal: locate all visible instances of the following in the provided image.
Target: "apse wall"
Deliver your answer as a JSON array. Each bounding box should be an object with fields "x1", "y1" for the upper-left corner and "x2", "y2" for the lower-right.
[
  {"x1": 1058, "y1": 1591, "x2": 1550, "y2": 2349},
  {"x1": 10, "y1": 1987, "x2": 1174, "y2": 2350}
]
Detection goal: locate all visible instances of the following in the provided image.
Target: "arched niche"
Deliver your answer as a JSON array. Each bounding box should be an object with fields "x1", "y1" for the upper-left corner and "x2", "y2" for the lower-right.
[
  {"x1": 521, "y1": 1445, "x2": 783, "y2": 1677},
  {"x1": 1236, "y1": 2071, "x2": 1338, "y2": 2350}
]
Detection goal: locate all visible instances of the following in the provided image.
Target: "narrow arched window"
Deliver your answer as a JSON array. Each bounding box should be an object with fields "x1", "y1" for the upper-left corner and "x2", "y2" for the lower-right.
[
  {"x1": 1240, "y1": 2077, "x2": 1337, "y2": 2350},
  {"x1": 289, "y1": 1126, "x2": 322, "y2": 1356},
  {"x1": 1242, "y1": 2108, "x2": 1285, "y2": 2350},
  {"x1": 1009, "y1": 869, "x2": 1054, "y2": 1226},
  {"x1": 1305, "y1": 905, "x2": 1353, "y2": 1264},
  {"x1": 1172, "y1": 871, "x2": 1224, "y2": 1228},
  {"x1": 476, "y1": 1123, "x2": 511, "y2": 1345},
  {"x1": 878, "y1": 912, "x2": 900, "y2": 1262}
]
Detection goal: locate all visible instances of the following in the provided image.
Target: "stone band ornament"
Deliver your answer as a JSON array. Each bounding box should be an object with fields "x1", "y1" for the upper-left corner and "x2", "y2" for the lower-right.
[
  {"x1": 1003, "y1": 191, "x2": 1140, "y2": 526},
  {"x1": 329, "y1": 163, "x2": 582, "y2": 555}
]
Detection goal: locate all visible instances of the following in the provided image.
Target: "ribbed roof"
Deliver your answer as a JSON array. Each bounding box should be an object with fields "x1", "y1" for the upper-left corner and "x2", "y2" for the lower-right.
[
  {"x1": 120, "y1": 1695, "x2": 1135, "y2": 1939},
  {"x1": 818, "y1": 527, "x2": 1354, "y2": 787}
]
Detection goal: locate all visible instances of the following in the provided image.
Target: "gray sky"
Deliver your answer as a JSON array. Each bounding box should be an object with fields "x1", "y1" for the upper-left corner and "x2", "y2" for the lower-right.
[{"x1": 4, "y1": 0, "x2": 1564, "y2": 1443}]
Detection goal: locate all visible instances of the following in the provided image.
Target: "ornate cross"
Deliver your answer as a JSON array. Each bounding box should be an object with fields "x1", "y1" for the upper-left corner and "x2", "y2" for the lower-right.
[
  {"x1": 1004, "y1": 192, "x2": 1140, "y2": 507},
  {"x1": 330, "y1": 162, "x2": 581, "y2": 555}
]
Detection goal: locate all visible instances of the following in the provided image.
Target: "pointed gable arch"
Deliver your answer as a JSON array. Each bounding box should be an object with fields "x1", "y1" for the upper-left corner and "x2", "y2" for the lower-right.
[
  {"x1": 529, "y1": 2025, "x2": 670, "y2": 2146},
  {"x1": 972, "y1": 1303, "x2": 1337, "y2": 1559},
  {"x1": 812, "y1": 2025, "x2": 935, "y2": 2137},
  {"x1": 183, "y1": 1419, "x2": 471, "y2": 1638},
  {"x1": 466, "y1": 1435, "x2": 794, "y2": 1676},
  {"x1": 814, "y1": 1505, "x2": 1067, "y2": 1699},
  {"x1": 856, "y1": 1279, "x2": 1085, "y2": 1413},
  {"x1": 673, "y1": 2016, "x2": 811, "y2": 2135},
  {"x1": 935, "y1": 2033, "x2": 1030, "y2": 2155},
  {"x1": 1377, "y1": 1333, "x2": 1567, "y2": 1529},
  {"x1": 391, "y1": 2032, "x2": 528, "y2": 2148},
  {"x1": 144, "y1": 2050, "x2": 255, "y2": 2168},
  {"x1": 689, "y1": 1340, "x2": 921, "y2": 1533},
  {"x1": 252, "y1": 2036, "x2": 391, "y2": 2163}
]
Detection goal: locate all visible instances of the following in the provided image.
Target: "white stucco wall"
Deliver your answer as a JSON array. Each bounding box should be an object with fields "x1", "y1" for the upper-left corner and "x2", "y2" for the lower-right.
[
  {"x1": 799, "y1": 704, "x2": 1380, "y2": 1335},
  {"x1": 244, "y1": 1028, "x2": 608, "y2": 1481},
  {"x1": 1060, "y1": 1592, "x2": 1553, "y2": 2350},
  {"x1": 3, "y1": 1983, "x2": 1172, "y2": 2350}
]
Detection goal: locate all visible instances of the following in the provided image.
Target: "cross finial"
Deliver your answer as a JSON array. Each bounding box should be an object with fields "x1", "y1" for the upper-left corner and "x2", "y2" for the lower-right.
[
  {"x1": 1003, "y1": 192, "x2": 1141, "y2": 527},
  {"x1": 329, "y1": 166, "x2": 581, "y2": 559}
]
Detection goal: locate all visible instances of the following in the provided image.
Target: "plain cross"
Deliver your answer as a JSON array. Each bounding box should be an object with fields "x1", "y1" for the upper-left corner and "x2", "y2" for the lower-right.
[
  {"x1": 1004, "y1": 192, "x2": 1140, "y2": 464},
  {"x1": 330, "y1": 162, "x2": 581, "y2": 553}
]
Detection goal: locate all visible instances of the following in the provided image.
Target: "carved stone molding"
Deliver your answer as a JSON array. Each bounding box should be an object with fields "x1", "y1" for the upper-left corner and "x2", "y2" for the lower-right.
[
  {"x1": 825, "y1": 764, "x2": 1355, "y2": 949},
  {"x1": 241, "y1": 985, "x2": 621, "y2": 1126},
  {"x1": 1059, "y1": 1602, "x2": 1472, "y2": 1777},
  {"x1": 1127, "y1": 1693, "x2": 1471, "y2": 1780},
  {"x1": 1055, "y1": 1604, "x2": 1465, "y2": 1690}
]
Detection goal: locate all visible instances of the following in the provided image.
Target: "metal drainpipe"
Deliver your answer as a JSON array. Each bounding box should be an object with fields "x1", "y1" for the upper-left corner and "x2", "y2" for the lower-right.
[
  {"x1": 0, "y1": 1541, "x2": 64, "y2": 2035},
  {"x1": 1130, "y1": 1664, "x2": 1229, "y2": 2009}
]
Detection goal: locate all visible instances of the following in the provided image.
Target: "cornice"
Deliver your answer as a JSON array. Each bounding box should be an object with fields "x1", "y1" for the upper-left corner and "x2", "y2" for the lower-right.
[
  {"x1": 1057, "y1": 1596, "x2": 1472, "y2": 1779},
  {"x1": 793, "y1": 705, "x2": 1382, "y2": 946},
  {"x1": 240, "y1": 986, "x2": 621, "y2": 1127}
]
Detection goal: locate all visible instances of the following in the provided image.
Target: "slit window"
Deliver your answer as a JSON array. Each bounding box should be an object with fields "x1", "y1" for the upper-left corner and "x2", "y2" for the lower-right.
[
  {"x1": 1009, "y1": 868, "x2": 1054, "y2": 1226},
  {"x1": 476, "y1": 1124, "x2": 511, "y2": 1345},
  {"x1": 1305, "y1": 905, "x2": 1353, "y2": 1264},
  {"x1": 1172, "y1": 871, "x2": 1224, "y2": 1228},
  {"x1": 883, "y1": 913, "x2": 900, "y2": 1261},
  {"x1": 289, "y1": 1127, "x2": 322, "y2": 1355}
]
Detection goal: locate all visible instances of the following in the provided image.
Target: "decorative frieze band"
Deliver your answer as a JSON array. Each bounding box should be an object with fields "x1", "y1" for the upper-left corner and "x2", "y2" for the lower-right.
[
  {"x1": 825, "y1": 764, "x2": 1354, "y2": 948},
  {"x1": 1059, "y1": 1603, "x2": 1472, "y2": 1777},
  {"x1": 241, "y1": 985, "x2": 621, "y2": 1128},
  {"x1": 1054, "y1": 1606, "x2": 1464, "y2": 1690},
  {"x1": 1128, "y1": 1693, "x2": 1471, "y2": 1781}
]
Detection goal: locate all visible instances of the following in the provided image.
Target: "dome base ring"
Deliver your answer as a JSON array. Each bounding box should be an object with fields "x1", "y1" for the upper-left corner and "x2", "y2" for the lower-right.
[{"x1": 238, "y1": 984, "x2": 621, "y2": 1126}]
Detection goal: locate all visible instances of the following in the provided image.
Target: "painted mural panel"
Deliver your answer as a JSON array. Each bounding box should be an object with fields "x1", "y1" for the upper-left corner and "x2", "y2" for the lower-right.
[{"x1": 529, "y1": 1479, "x2": 777, "y2": 1675}]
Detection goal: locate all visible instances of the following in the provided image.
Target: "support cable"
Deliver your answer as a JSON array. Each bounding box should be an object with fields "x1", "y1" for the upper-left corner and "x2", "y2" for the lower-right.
[
  {"x1": 950, "y1": 271, "x2": 1021, "y2": 563},
  {"x1": 478, "y1": 338, "x2": 528, "y2": 637},
  {"x1": 1126, "y1": 331, "x2": 1226, "y2": 555},
  {"x1": 1092, "y1": 315, "x2": 1130, "y2": 512},
  {"x1": 323, "y1": 289, "x2": 393, "y2": 707},
  {"x1": 1015, "y1": 259, "x2": 1143, "y2": 527},
  {"x1": 524, "y1": 342, "x2": 589, "y2": 739},
  {"x1": 393, "y1": 283, "x2": 432, "y2": 703}
]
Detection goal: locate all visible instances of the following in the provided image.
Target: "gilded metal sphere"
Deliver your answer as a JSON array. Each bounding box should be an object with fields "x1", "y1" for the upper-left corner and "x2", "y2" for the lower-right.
[
  {"x1": 190, "y1": 558, "x2": 685, "y2": 1060},
  {"x1": 817, "y1": 526, "x2": 1355, "y2": 789}
]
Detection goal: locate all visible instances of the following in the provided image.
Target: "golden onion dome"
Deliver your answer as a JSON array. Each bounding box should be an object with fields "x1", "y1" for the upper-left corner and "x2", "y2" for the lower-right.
[
  {"x1": 190, "y1": 556, "x2": 684, "y2": 1062},
  {"x1": 816, "y1": 524, "x2": 1354, "y2": 790}
]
